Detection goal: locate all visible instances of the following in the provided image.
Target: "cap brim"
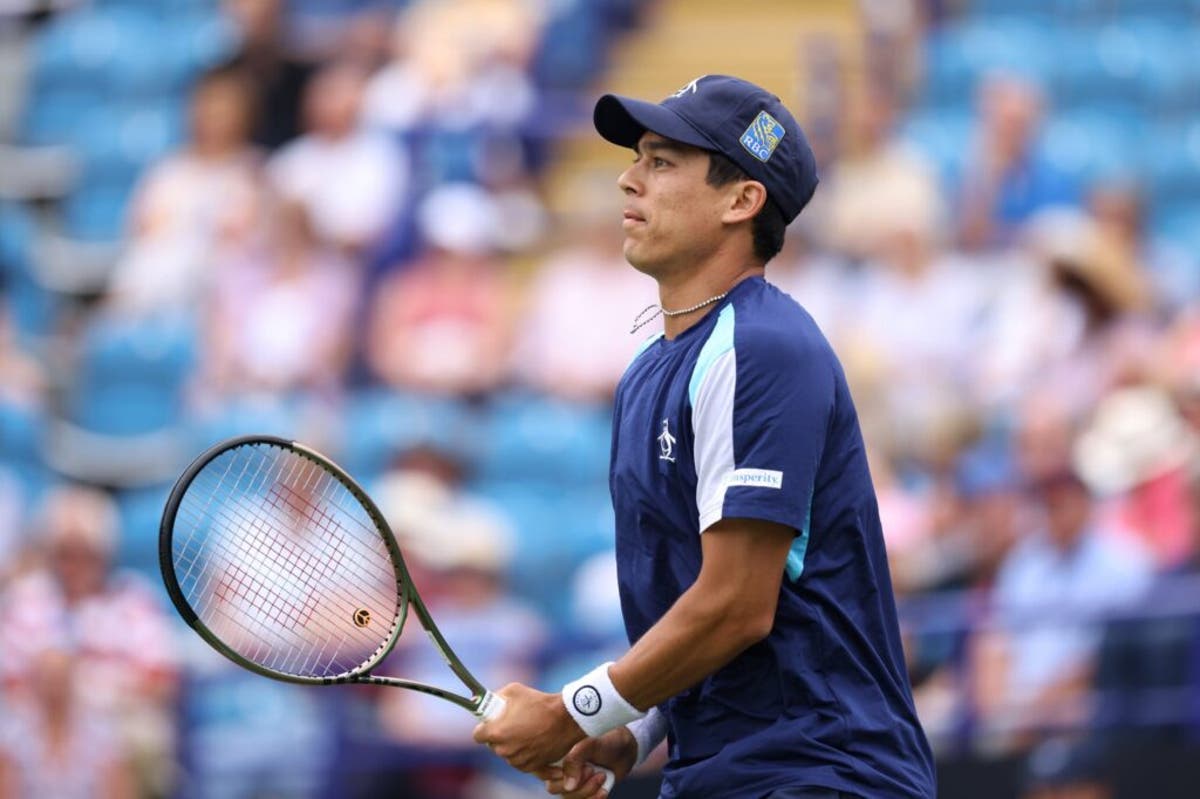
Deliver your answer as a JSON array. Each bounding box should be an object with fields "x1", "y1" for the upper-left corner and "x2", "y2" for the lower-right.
[{"x1": 593, "y1": 94, "x2": 715, "y2": 151}]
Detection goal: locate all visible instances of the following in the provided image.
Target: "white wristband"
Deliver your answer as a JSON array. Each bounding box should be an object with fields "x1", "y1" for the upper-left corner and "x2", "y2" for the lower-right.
[
  {"x1": 561, "y1": 661, "x2": 645, "y2": 738},
  {"x1": 626, "y1": 707, "x2": 668, "y2": 767}
]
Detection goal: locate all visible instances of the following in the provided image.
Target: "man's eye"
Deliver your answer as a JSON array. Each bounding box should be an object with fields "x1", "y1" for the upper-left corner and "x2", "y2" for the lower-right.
[{"x1": 653, "y1": 157, "x2": 669, "y2": 168}]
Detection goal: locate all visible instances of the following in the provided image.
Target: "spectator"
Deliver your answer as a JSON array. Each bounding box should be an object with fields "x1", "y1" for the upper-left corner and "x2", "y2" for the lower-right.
[
  {"x1": 373, "y1": 449, "x2": 546, "y2": 799},
  {"x1": 364, "y1": 184, "x2": 516, "y2": 396},
  {"x1": 222, "y1": 0, "x2": 317, "y2": 150},
  {"x1": 1088, "y1": 182, "x2": 1198, "y2": 314},
  {"x1": 362, "y1": 0, "x2": 541, "y2": 138},
  {"x1": 204, "y1": 199, "x2": 358, "y2": 397},
  {"x1": 513, "y1": 209, "x2": 656, "y2": 403},
  {"x1": 820, "y1": 80, "x2": 945, "y2": 263},
  {"x1": 0, "y1": 647, "x2": 135, "y2": 799},
  {"x1": 0, "y1": 486, "x2": 179, "y2": 795},
  {"x1": 1074, "y1": 386, "x2": 1198, "y2": 570},
  {"x1": 268, "y1": 61, "x2": 407, "y2": 254},
  {"x1": 974, "y1": 209, "x2": 1152, "y2": 413},
  {"x1": 972, "y1": 466, "x2": 1153, "y2": 749},
  {"x1": 956, "y1": 74, "x2": 1078, "y2": 251},
  {"x1": 838, "y1": 181, "x2": 987, "y2": 463},
  {"x1": 108, "y1": 66, "x2": 263, "y2": 314}
]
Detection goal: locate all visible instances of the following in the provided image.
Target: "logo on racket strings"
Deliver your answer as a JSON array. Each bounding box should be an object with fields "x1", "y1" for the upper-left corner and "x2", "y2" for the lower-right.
[
  {"x1": 353, "y1": 607, "x2": 372, "y2": 628},
  {"x1": 573, "y1": 686, "x2": 602, "y2": 716}
]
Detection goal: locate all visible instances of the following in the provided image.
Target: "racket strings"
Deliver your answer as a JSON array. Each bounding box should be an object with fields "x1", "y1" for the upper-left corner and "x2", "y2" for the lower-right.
[
  {"x1": 181, "y1": 455, "x2": 394, "y2": 675},
  {"x1": 172, "y1": 444, "x2": 402, "y2": 678}
]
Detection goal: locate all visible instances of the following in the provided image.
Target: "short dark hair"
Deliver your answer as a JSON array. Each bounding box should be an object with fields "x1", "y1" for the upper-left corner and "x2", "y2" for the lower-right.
[{"x1": 705, "y1": 152, "x2": 787, "y2": 264}]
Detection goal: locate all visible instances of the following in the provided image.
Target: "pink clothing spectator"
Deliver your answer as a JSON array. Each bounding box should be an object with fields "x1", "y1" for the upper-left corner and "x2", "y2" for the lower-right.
[
  {"x1": 110, "y1": 67, "x2": 264, "y2": 312},
  {"x1": 515, "y1": 241, "x2": 657, "y2": 402},
  {"x1": 267, "y1": 62, "x2": 407, "y2": 253},
  {"x1": 0, "y1": 570, "x2": 177, "y2": 710},
  {"x1": 206, "y1": 202, "x2": 358, "y2": 395}
]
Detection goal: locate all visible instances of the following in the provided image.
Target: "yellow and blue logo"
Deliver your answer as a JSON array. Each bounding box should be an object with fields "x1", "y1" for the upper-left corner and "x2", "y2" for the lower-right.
[{"x1": 740, "y1": 110, "x2": 785, "y2": 163}]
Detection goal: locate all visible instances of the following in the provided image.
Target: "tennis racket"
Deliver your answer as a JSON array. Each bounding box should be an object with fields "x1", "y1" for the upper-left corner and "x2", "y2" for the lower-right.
[{"x1": 159, "y1": 434, "x2": 614, "y2": 791}]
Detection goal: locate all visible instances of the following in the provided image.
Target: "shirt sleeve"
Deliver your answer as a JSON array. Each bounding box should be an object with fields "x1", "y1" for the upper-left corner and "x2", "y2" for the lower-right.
[{"x1": 692, "y1": 325, "x2": 834, "y2": 541}]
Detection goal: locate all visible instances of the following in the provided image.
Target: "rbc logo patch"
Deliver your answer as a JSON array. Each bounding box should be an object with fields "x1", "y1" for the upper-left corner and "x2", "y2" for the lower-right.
[{"x1": 740, "y1": 110, "x2": 785, "y2": 163}]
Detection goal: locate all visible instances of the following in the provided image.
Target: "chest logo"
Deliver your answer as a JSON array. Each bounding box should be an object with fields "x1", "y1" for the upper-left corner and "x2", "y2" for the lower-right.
[{"x1": 657, "y1": 418, "x2": 676, "y2": 462}]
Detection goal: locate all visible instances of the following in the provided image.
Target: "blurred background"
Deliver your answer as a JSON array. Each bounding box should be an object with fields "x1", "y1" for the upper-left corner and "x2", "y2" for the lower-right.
[{"x1": 1, "y1": 0, "x2": 1199, "y2": 797}]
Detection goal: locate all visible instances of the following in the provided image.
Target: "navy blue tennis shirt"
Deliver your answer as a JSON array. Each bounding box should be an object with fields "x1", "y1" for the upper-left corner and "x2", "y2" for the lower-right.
[{"x1": 610, "y1": 277, "x2": 935, "y2": 798}]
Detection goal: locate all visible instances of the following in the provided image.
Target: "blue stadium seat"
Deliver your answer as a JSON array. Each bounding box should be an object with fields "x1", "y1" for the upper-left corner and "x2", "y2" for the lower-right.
[
  {"x1": 66, "y1": 314, "x2": 197, "y2": 436},
  {"x1": 0, "y1": 201, "x2": 34, "y2": 278},
  {"x1": 1040, "y1": 108, "x2": 1146, "y2": 185},
  {"x1": 470, "y1": 478, "x2": 612, "y2": 622},
  {"x1": 28, "y1": 5, "x2": 232, "y2": 103},
  {"x1": 475, "y1": 392, "x2": 612, "y2": 487},
  {"x1": 1144, "y1": 121, "x2": 1200, "y2": 204},
  {"x1": 68, "y1": 102, "x2": 185, "y2": 186},
  {"x1": 61, "y1": 179, "x2": 133, "y2": 240},
  {"x1": 532, "y1": 2, "x2": 608, "y2": 89},
  {"x1": 0, "y1": 401, "x2": 38, "y2": 463},
  {"x1": 899, "y1": 108, "x2": 972, "y2": 186},
  {"x1": 1053, "y1": 21, "x2": 1190, "y2": 109},
  {"x1": 113, "y1": 482, "x2": 171, "y2": 577},
  {"x1": 21, "y1": 88, "x2": 96, "y2": 145},
  {"x1": 1152, "y1": 203, "x2": 1200, "y2": 256},
  {"x1": 190, "y1": 396, "x2": 307, "y2": 454},
  {"x1": 0, "y1": 202, "x2": 58, "y2": 340},
  {"x1": 340, "y1": 389, "x2": 477, "y2": 481},
  {"x1": 921, "y1": 18, "x2": 1053, "y2": 108}
]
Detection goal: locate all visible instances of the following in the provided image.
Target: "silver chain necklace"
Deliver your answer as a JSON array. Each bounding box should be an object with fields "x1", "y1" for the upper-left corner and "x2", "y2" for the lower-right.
[{"x1": 630, "y1": 291, "x2": 728, "y2": 334}]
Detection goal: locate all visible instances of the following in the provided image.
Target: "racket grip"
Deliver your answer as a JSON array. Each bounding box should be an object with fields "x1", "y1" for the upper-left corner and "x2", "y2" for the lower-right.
[{"x1": 476, "y1": 692, "x2": 617, "y2": 793}]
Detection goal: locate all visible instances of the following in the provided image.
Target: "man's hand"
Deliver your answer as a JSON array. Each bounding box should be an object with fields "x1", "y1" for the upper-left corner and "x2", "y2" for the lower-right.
[
  {"x1": 472, "y1": 683, "x2": 586, "y2": 772},
  {"x1": 534, "y1": 727, "x2": 638, "y2": 798}
]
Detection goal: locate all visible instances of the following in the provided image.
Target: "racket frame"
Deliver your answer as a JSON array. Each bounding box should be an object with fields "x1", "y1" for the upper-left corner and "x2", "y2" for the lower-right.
[{"x1": 160, "y1": 434, "x2": 491, "y2": 714}]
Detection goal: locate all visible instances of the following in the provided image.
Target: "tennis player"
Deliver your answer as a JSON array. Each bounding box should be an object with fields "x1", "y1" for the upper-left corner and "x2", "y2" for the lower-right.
[{"x1": 474, "y1": 75, "x2": 935, "y2": 799}]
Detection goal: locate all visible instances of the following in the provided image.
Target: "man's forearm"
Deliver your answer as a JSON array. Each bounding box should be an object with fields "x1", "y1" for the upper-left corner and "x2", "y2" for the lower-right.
[{"x1": 609, "y1": 579, "x2": 771, "y2": 711}]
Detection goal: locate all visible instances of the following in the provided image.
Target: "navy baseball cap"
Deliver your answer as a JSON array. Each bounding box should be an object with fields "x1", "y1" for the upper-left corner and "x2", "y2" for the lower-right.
[{"x1": 593, "y1": 75, "x2": 819, "y2": 223}]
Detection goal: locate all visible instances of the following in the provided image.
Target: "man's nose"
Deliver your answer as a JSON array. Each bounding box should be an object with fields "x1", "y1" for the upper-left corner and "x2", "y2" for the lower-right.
[{"x1": 618, "y1": 164, "x2": 641, "y2": 195}]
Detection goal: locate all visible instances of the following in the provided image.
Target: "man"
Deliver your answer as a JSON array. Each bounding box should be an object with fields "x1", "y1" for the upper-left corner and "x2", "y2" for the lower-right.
[{"x1": 474, "y1": 75, "x2": 935, "y2": 798}]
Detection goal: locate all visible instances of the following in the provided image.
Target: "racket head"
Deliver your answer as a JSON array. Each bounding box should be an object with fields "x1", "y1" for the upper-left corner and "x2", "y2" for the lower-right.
[{"x1": 160, "y1": 435, "x2": 412, "y2": 685}]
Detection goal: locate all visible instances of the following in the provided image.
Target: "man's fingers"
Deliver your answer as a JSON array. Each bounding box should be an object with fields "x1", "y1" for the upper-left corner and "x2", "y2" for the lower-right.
[
  {"x1": 561, "y1": 757, "x2": 585, "y2": 791},
  {"x1": 564, "y1": 770, "x2": 609, "y2": 799},
  {"x1": 471, "y1": 722, "x2": 490, "y2": 745}
]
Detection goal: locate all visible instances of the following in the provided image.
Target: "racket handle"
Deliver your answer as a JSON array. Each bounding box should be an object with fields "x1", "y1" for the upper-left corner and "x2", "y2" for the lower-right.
[{"x1": 477, "y1": 691, "x2": 617, "y2": 793}]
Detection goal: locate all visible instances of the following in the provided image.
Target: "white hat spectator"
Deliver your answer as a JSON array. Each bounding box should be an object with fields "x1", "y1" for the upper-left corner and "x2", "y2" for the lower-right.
[{"x1": 1073, "y1": 385, "x2": 1198, "y2": 495}]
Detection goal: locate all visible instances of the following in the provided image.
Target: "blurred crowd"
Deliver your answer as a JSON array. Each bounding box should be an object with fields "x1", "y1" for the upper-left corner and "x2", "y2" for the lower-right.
[{"x1": 0, "y1": 0, "x2": 1199, "y2": 797}]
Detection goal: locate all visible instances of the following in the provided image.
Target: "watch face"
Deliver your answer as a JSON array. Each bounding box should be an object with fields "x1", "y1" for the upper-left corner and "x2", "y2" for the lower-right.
[{"x1": 573, "y1": 686, "x2": 602, "y2": 716}]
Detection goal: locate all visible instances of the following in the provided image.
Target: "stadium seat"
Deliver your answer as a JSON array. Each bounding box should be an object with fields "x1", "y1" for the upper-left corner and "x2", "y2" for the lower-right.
[
  {"x1": 1040, "y1": 108, "x2": 1146, "y2": 185},
  {"x1": 65, "y1": 313, "x2": 197, "y2": 436},
  {"x1": 921, "y1": 18, "x2": 1053, "y2": 109},
  {"x1": 1053, "y1": 21, "x2": 1189, "y2": 109},
  {"x1": 340, "y1": 389, "x2": 477, "y2": 481},
  {"x1": 532, "y1": 3, "x2": 609, "y2": 89},
  {"x1": 0, "y1": 201, "x2": 58, "y2": 340},
  {"x1": 20, "y1": 87, "x2": 95, "y2": 145},
  {"x1": 113, "y1": 482, "x2": 171, "y2": 577},
  {"x1": 1152, "y1": 203, "x2": 1200, "y2": 255},
  {"x1": 898, "y1": 108, "x2": 972, "y2": 186},
  {"x1": 61, "y1": 178, "x2": 134, "y2": 240},
  {"x1": 0, "y1": 399, "x2": 47, "y2": 497},
  {"x1": 68, "y1": 102, "x2": 185, "y2": 186},
  {"x1": 470, "y1": 478, "x2": 612, "y2": 622},
  {"x1": 475, "y1": 391, "x2": 612, "y2": 487},
  {"x1": 1143, "y1": 121, "x2": 1200, "y2": 204},
  {"x1": 0, "y1": 200, "x2": 33, "y2": 277}
]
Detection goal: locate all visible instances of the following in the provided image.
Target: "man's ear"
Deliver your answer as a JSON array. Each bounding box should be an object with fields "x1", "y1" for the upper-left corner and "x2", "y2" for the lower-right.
[{"x1": 722, "y1": 180, "x2": 768, "y2": 225}]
